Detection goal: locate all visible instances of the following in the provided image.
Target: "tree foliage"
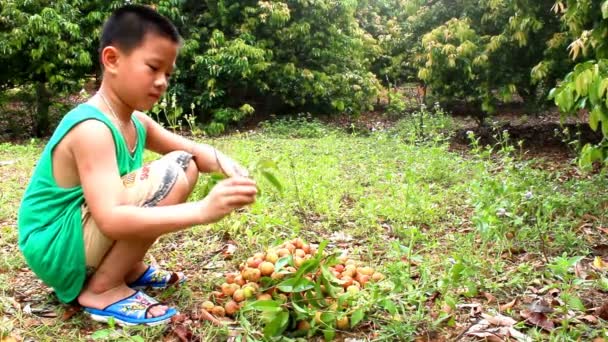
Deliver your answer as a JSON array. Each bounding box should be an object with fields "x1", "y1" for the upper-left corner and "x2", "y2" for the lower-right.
[{"x1": 549, "y1": 0, "x2": 608, "y2": 168}]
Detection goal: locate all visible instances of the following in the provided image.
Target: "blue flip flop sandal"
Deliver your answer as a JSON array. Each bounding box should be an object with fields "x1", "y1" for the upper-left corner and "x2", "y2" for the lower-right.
[
  {"x1": 84, "y1": 291, "x2": 177, "y2": 326},
  {"x1": 128, "y1": 265, "x2": 187, "y2": 290}
]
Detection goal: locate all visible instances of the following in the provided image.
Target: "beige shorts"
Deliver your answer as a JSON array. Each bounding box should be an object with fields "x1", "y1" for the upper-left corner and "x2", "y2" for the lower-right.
[{"x1": 81, "y1": 150, "x2": 193, "y2": 268}]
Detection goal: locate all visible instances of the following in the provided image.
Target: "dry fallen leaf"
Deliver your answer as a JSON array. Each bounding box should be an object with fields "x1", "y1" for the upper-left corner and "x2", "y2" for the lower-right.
[
  {"x1": 524, "y1": 311, "x2": 554, "y2": 331},
  {"x1": 500, "y1": 298, "x2": 518, "y2": 312},
  {"x1": 61, "y1": 305, "x2": 81, "y2": 321},
  {"x1": 579, "y1": 314, "x2": 598, "y2": 324},
  {"x1": 481, "y1": 313, "x2": 517, "y2": 327},
  {"x1": 192, "y1": 308, "x2": 224, "y2": 327},
  {"x1": 482, "y1": 292, "x2": 496, "y2": 304},
  {"x1": 595, "y1": 301, "x2": 608, "y2": 320}
]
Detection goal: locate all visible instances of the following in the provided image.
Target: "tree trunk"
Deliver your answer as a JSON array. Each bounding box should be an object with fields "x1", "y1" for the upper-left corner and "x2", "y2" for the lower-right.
[{"x1": 34, "y1": 81, "x2": 51, "y2": 137}]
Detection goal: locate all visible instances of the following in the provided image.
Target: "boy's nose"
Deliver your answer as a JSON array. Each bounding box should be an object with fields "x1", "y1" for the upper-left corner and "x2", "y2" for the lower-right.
[{"x1": 154, "y1": 76, "x2": 168, "y2": 90}]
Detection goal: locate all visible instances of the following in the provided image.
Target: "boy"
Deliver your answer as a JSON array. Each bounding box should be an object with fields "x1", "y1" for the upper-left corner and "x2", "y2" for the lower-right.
[{"x1": 17, "y1": 5, "x2": 257, "y2": 326}]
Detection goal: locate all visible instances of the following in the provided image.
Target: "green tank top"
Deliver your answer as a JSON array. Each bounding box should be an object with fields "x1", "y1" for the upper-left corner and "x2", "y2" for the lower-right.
[{"x1": 17, "y1": 103, "x2": 146, "y2": 303}]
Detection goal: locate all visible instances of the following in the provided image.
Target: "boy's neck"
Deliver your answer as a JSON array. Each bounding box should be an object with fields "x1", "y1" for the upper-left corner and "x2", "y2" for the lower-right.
[{"x1": 96, "y1": 84, "x2": 134, "y2": 122}]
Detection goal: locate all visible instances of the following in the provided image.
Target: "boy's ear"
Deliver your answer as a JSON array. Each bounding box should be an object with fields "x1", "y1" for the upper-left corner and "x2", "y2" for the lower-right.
[{"x1": 100, "y1": 46, "x2": 121, "y2": 75}]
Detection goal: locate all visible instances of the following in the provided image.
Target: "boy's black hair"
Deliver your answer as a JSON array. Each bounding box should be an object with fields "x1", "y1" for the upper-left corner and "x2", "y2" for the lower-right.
[{"x1": 99, "y1": 4, "x2": 181, "y2": 58}]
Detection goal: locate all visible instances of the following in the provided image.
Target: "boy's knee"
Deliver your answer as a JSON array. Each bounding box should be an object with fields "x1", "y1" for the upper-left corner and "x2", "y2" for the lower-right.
[{"x1": 162, "y1": 150, "x2": 193, "y2": 172}]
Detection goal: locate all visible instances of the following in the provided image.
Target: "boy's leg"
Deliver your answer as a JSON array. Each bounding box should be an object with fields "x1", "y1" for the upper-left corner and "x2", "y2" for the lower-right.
[{"x1": 78, "y1": 151, "x2": 199, "y2": 319}]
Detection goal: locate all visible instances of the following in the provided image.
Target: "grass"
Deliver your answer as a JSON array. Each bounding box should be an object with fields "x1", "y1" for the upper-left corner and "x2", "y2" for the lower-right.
[{"x1": 1, "y1": 116, "x2": 608, "y2": 341}]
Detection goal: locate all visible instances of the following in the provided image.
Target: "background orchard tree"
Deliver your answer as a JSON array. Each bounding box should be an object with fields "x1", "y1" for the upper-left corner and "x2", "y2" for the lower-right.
[
  {"x1": 0, "y1": 0, "x2": 116, "y2": 136},
  {"x1": 549, "y1": 0, "x2": 608, "y2": 168}
]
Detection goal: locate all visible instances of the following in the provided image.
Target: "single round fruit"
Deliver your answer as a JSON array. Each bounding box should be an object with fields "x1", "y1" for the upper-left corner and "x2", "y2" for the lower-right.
[
  {"x1": 359, "y1": 266, "x2": 374, "y2": 276},
  {"x1": 336, "y1": 316, "x2": 349, "y2": 329},
  {"x1": 259, "y1": 261, "x2": 275, "y2": 276},
  {"x1": 211, "y1": 306, "x2": 225, "y2": 317},
  {"x1": 244, "y1": 282, "x2": 259, "y2": 291},
  {"x1": 301, "y1": 243, "x2": 311, "y2": 254},
  {"x1": 295, "y1": 249, "x2": 306, "y2": 258},
  {"x1": 225, "y1": 300, "x2": 239, "y2": 316},
  {"x1": 338, "y1": 255, "x2": 348, "y2": 264},
  {"x1": 243, "y1": 268, "x2": 261, "y2": 282},
  {"x1": 210, "y1": 291, "x2": 225, "y2": 303},
  {"x1": 356, "y1": 274, "x2": 371, "y2": 287},
  {"x1": 253, "y1": 252, "x2": 265, "y2": 260},
  {"x1": 296, "y1": 320, "x2": 311, "y2": 331},
  {"x1": 243, "y1": 286, "x2": 255, "y2": 299},
  {"x1": 257, "y1": 293, "x2": 272, "y2": 301},
  {"x1": 201, "y1": 300, "x2": 214, "y2": 311},
  {"x1": 347, "y1": 285, "x2": 360, "y2": 295},
  {"x1": 221, "y1": 283, "x2": 237, "y2": 297},
  {"x1": 226, "y1": 272, "x2": 237, "y2": 284},
  {"x1": 342, "y1": 267, "x2": 356, "y2": 278},
  {"x1": 285, "y1": 243, "x2": 296, "y2": 253},
  {"x1": 340, "y1": 276, "x2": 354, "y2": 288},
  {"x1": 247, "y1": 257, "x2": 263, "y2": 268},
  {"x1": 293, "y1": 238, "x2": 304, "y2": 249},
  {"x1": 275, "y1": 293, "x2": 288, "y2": 303},
  {"x1": 294, "y1": 256, "x2": 305, "y2": 268},
  {"x1": 265, "y1": 251, "x2": 279, "y2": 263},
  {"x1": 233, "y1": 289, "x2": 245, "y2": 302},
  {"x1": 372, "y1": 272, "x2": 384, "y2": 281},
  {"x1": 271, "y1": 271, "x2": 285, "y2": 280},
  {"x1": 234, "y1": 275, "x2": 246, "y2": 286},
  {"x1": 334, "y1": 264, "x2": 345, "y2": 273},
  {"x1": 277, "y1": 248, "x2": 291, "y2": 257}
]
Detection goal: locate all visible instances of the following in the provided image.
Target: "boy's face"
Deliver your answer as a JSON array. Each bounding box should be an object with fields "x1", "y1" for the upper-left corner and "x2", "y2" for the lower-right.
[{"x1": 105, "y1": 33, "x2": 179, "y2": 111}]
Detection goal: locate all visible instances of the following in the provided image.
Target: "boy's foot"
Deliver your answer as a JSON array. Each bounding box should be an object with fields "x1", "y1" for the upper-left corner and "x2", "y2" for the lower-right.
[
  {"x1": 82, "y1": 290, "x2": 177, "y2": 326},
  {"x1": 126, "y1": 262, "x2": 186, "y2": 290},
  {"x1": 78, "y1": 284, "x2": 170, "y2": 321}
]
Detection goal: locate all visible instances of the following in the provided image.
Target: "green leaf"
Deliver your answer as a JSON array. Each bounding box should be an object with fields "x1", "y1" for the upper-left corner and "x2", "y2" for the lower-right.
[
  {"x1": 263, "y1": 310, "x2": 289, "y2": 337},
  {"x1": 320, "y1": 311, "x2": 337, "y2": 325},
  {"x1": 589, "y1": 76, "x2": 601, "y2": 106},
  {"x1": 291, "y1": 300, "x2": 310, "y2": 315},
  {"x1": 261, "y1": 170, "x2": 283, "y2": 192},
  {"x1": 323, "y1": 328, "x2": 336, "y2": 341},
  {"x1": 590, "y1": 105, "x2": 602, "y2": 131},
  {"x1": 350, "y1": 308, "x2": 365, "y2": 327},
  {"x1": 294, "y1": 258, "x2": 320, "y2": 280},
  {"x1": 256, "y1": 159, "x2": 279, "y2": 170},
  {"x1": 381, "y1": 299, "x2": 398, "y2": 315},
  {"x1": 274, "y1": 255, "x2": 292, "y2": 271},
  {"x1": 575, "y1": 69, "x2": 592, "y2": 97},
  {"x1": 555, "y1": 86, "x2": 574, "y2": 112},
  {"x1": 599, "y1": 78, "x2": 608, "y2": 99},
  {"x1": 603, "y1": 0, "x2": 608, "y2": 19},
  {"x1": 565, "y1": 295, "x2": 586, "y2": 311},
  {"x1": 277, "y1": 277, "x2": 315, "y2": 293},
  {"x1": 91, "y1": 329, "x2": 112, "y2": 340},
  {"x1": 243, "y1": 300, "x2": 282, "y2": 312}
]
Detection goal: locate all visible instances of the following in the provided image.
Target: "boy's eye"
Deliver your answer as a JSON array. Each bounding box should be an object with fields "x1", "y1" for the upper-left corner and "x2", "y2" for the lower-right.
[{"x1": 148, "y1": 64, "x2": 159, "y2": 71}]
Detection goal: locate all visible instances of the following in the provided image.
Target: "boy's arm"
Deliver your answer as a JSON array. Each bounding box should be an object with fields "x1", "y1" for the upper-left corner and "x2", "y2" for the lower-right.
[
  {"x1": 70, "y1": 120, "x2": 256, "y2": 240},
  {"x1": 134, "y1": 112, "x2": 248, "y2": 177}
]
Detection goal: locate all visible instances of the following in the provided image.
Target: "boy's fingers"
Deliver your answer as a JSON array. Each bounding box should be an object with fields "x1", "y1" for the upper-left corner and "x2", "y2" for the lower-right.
[
  {"x1": 226, "y1": 195, "x2": 256, "y2": 206},
  {"x1": 223, "y1": 177, "x2": 256, "y2": 186}
]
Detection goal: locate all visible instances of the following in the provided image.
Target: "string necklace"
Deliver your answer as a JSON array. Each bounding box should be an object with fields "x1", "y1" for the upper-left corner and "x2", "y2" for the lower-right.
[
  {"x1": 97, "y1": 91, "x2": 136, "y2": 152},
  {"x1": 98, "y1": 91, "x2": 130, "y2": 130}
]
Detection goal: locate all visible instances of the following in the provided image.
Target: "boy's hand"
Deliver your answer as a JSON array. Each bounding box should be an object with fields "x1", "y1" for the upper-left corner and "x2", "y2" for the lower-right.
[
  {"x1": 199, "y1": 177, "x2": 257, "y2": 223},
  {"x1": 217, "y1": 154, "x2": 249, "y2": 178}
]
